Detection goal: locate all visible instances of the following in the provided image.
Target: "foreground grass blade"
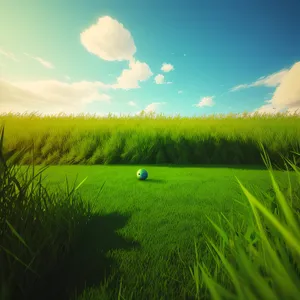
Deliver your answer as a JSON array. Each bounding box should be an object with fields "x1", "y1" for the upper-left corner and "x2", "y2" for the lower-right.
[
  {"x1": 5, "y1": 220, "x2": 33, "y2": 254},
  {"x1": 260, "y1": 144, "x2": 300, "y2": 238},
  {"x1": 0, "y1": 245, "x2": 38, "y2": 275},
  {"x1": 236, "y1": 179, "x2": 300, "y2": 255},
  {"x1": 206, "y1": 238, "x2": 243, "y2": 298},
  {"x1": 75, "y1": 176, "x2": 88, "y2": 191},
  {"x1": 200, "y1": 266, "x2": 222, "y2": 300},
  {"x1": 206, "y1": 216, "x2": 229, "y2": 246}
]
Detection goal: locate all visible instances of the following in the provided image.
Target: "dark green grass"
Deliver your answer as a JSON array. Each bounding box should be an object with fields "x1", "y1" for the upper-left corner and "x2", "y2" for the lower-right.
[{"x1": 18, "y1": 164, "x2": 297, "y2": 299}]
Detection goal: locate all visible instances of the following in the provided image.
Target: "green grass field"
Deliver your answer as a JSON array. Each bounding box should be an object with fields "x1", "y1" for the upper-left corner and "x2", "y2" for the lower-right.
[
  {"x1": 23, "y1": 164, "x2": 297, "y2": 299},
  {"x1": 1, "y1": 114, "x2": 300, "y2": 300}
]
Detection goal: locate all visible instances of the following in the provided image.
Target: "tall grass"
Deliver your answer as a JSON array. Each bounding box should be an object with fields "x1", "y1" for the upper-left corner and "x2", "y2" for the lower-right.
[
  {"x1": 190, "y1": 145, "x2": 300, "y2": 299},
  {"x1": 1, "y1": 111, "x2": 299, "y2": 167},
  {"x1": 0, "y1": 126, "x2": 95, "y2": 300}
]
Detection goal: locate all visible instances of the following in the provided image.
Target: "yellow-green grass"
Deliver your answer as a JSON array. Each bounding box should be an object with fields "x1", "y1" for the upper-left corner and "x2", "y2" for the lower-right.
[
  {"x1": 20, "y1": 164, "x2": 298, "y2": 299},
  {"x1": 1, "y1": 112, "x2": 300, "y2": 167}
]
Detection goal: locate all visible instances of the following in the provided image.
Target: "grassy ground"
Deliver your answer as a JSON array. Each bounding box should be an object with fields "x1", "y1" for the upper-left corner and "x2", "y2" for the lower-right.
[
  {"x1": 18, "y1": 164, "x2": 296, "y2": 299},
  {"x1": 1, "y1": 114, "x2": 300, "y2": 300}
]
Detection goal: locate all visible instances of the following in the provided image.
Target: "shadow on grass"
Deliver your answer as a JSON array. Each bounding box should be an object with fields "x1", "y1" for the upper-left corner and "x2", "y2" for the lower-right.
[
  {"x1": 27, "y1": 212, "x2": 140, "y2": 300},
  {"x1": 144, "y1": 178, "x2": 167, "y2": 183}
]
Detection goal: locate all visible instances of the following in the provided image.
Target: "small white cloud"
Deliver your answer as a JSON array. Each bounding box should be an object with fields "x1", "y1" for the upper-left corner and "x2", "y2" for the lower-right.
[
  {"x1": 193, "y1": 96, "x2": 215, "y2": 107},
  {"x1": 230, "y1": 84, "x2": 249, "y2": 92},
  {"x1": 24, "y1": 53, "x2": 54, "y2": 69},
  {"x1": 154, "y1": 74, "x2": 165, "y2": 84},
  {"x1": 80, "y1": 16, "x2": 136, "y2": 61},
  {"x1": 144, "y1": 102, "x2": 164, "y2": 113},
  {"x1": 114, "y1": 59, "x2": 153, "y2": 89},
  {"x1": 0, "y1": 47, "x2": 19, "y2": 62},
  {"x1": 128, "y1": 101, "x2": 137, "y2": 106},
  {"x1": 154, "y1": 74, "x2": 172, "y2": 85},
  {"x1": 161, "y1": 63, "x2": 174, "y2": 73},
  {"x1": 230, "y1": 68, "x2": 289, "y2": 92},
  {"x1": 178, "y1": 90, "x2": 183, "y2": 94},
  {"x1": 35, "y1": 57, "x2": 54, "y2": 69},
  {"x1": 137, "y1": 102, "x2": 166, "y2": 115},
  {"x1": 65, "y1": 75, "x2": 71, "y2": 81},
  {"x1": 183, "y1": 54, "x2": 186, "y2": 57}
]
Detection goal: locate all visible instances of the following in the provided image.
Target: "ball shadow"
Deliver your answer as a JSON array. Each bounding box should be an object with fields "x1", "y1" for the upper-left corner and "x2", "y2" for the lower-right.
[{"x1": 145, "y1": 178, "x2": 167, "y2": 183}]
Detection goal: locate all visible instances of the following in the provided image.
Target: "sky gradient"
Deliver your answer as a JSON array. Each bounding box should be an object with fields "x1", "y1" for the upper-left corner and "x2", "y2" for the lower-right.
[{"x1": 1, "y1": 0, "x2": 300, "y2": 117}]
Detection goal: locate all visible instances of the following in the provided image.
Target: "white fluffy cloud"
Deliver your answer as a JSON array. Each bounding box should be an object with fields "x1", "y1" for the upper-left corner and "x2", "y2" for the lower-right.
[
  {"x1": 193, "y1": 96, "x2": 215, "y2": 107},
  {"x1": 254, "y1": 62, "x2": 300, "y2": 114},
  {"x1": 271, "y1": 62, "x2": 300, "y2": 108},
  {"x1": 80, "y1": 16, "x2": 136, "y2": 61},
  {"x1": 144, "y1": 102, "x2": 166, "y2": 113},
  {"x1": 24, "y1": 53, "x2": 54, "y2": 69},
  {"x1": 230, "y1": 68, "x2": 289, "y2": 92},
  {"x1": 161, "y1": 63, "x2": 174, "y2": 72},
  {"x1": 154, "y1": 74, "x2": 172, "y2": 85},
  {"x1": 154, "y1": 74, "x2": 165, "y2": 84},
  {"x1": 144, "y1": 102, "x2": 162, "y2": 113},
  {"x1": 0, "y1": 47, "x2": 19, "y2": 62},
  {"x1": 0, "y1": 79, "x2": 111, "y2": 115},
  {"x1": 178, "y1": 90, "x2": 183, "y2": 94},
  {"x1": 135, "y1": 102, "x2": 166, "y2": 115},
  {"x1": 80, "y1": 16, "x2": 152, "y2": 89},
  {"x1": 128, "y1": 101, "x2": 137, "y2": 106},
  {"x1": 114, "y1": 59, "x2": 153, "y2": 89}
]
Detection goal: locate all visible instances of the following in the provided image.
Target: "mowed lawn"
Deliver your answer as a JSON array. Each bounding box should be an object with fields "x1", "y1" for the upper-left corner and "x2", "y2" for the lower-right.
[{"x1": 22, "y1": 165, "x2": 297, "y2": 298}]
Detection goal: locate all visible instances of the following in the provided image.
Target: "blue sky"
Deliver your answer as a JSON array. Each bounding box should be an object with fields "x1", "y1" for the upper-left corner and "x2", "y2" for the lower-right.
[{"x1": 1, "y1": 0, "x2": 300, "y2": 116}]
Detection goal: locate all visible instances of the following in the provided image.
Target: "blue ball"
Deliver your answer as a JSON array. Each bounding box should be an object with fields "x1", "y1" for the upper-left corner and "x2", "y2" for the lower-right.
[{"x1": 137, "y1": 169, "x2": 148, "y2": 180}]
